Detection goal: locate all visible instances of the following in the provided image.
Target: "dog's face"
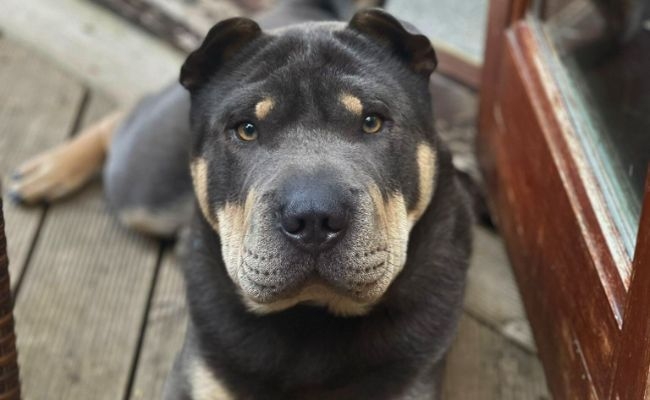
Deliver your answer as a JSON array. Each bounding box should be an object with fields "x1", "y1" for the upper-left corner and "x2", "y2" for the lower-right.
[{"x1": 181, "y1": 10, "x2": 439, "y2": 316}]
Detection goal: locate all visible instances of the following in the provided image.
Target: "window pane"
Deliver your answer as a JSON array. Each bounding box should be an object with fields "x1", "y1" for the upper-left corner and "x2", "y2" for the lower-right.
[{"x1": 535, "y1": 0, "x2": 650, "y2": 253}]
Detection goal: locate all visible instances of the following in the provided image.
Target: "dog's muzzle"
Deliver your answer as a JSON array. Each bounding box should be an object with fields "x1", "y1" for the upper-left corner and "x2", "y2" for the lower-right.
[{"x1": 235, "y1": 168, "x2": 403, "y2": 312}]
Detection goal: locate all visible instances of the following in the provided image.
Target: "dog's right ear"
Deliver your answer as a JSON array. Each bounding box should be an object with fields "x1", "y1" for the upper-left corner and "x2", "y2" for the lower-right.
[
  {"x1": 348, "y1": 9, "x2": 436, "y2": 77},
  {"x1": 180, "y1": 18, "x2": 262, "y2": 91}
]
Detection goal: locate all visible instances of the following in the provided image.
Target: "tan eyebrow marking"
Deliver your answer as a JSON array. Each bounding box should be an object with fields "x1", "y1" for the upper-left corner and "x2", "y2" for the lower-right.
[
  {"x1": 255, "y1": 97, "x2": 275, "y2": 120},
  {"x1": 340, "y1": 93, "x2": 363, "y2": 115}
]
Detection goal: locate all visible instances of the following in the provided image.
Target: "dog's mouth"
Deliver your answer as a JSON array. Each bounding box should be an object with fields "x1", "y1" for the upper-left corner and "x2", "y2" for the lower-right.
[{"x1": 236, "y1": 245, "x2": 396, "y2": 316}]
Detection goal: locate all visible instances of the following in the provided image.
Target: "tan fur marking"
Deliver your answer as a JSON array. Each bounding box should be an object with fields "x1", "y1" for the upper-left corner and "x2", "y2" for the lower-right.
[
  {"x1": 190, "y1": 158, "x2": 219, "y2": 232},
  {"x1": 10, "y1": 111, "x2": 124, "y2": 203},
  {"x1": 368, "y1": 186, "x2": 410, "y2": 285},
  {"x1": 340, "y1": 93, "x2": 363, "y2": 115},
  {"x1": 254, "y1": 97, "x2": 275, "y2": 120},
  {"x1": 408, "y1": 143, "x2": 437, "y2": 226},
  {"x1": 216, "y1": 190, "x2": 257, "y2": 284},
  {"x1": 191, "y1": 358, "x2": 233, "y2": 400},
  {"x1": 243, "y1": 283, "x2": 371, "y2": 316}
]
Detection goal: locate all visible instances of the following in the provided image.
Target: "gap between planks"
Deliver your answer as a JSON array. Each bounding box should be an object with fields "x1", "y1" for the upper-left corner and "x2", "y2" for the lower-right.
[{"x1": 122, "y1": 243, "x2": 167, "y2": 400}]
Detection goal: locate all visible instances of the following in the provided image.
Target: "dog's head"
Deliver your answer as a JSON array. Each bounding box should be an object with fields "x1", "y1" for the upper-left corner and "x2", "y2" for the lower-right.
[{"x1": 181, "y1": 9, "x2": 439, "y2": 316}]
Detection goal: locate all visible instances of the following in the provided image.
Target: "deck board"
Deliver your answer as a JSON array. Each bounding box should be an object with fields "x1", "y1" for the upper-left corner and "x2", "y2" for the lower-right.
[
  {"x1": 0, "y1": 38, "x2": 86, "y2": 286},
  {"x1": 13, "y1": 92, "x2": 162, "y2": 400},
  {"x1": 0, "y1": 0, "x2": 183, "y2": 104},
  {"x1": 443, "y1": 315, "x2": 549, "y2": 400},
  {"x1": 466, "y1": 227, "x2": 536, "y2": 351},
  {"x1": 130, "y1": 251, "x2": 188, "y2": 400}
]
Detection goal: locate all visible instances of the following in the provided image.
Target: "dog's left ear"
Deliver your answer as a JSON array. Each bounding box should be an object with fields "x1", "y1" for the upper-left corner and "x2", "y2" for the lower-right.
[
  {"x1": 180, "y1": 17, "x2": 263, "y2": 91},
  {"x1": 348, "y1": 8, "x2": 437, "y2": 76}
]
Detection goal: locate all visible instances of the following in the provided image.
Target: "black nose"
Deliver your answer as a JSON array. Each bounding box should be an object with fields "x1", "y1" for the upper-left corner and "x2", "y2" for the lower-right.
[{"x1": 278, "y1": 175, "x2": 350, "y2": 253}]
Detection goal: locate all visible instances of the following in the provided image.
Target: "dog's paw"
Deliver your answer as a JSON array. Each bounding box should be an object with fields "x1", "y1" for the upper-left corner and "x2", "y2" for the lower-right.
[{"x1": 8, "y1": 143, "x2": 99, "y2": 205}]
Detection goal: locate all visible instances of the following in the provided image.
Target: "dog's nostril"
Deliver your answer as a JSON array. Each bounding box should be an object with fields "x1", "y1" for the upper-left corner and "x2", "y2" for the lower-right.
[
  {"x1": 279, "y1": 207, "x2": 349, "y2": 252},
  {"x1": 282, "y1": 216, "x2": 305, "y2": 235},
  {"x1": 323, "y1": 215, "x2": 347, "y2": 233}
]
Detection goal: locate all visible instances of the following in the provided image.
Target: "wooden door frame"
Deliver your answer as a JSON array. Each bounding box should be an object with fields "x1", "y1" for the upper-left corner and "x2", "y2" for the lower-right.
[
  {"x1": 612, "y1": 169, "x2": 650, "y2": 399},
  {"x1": 478, "y1": 0, "x2": 650, "y2": 398}
]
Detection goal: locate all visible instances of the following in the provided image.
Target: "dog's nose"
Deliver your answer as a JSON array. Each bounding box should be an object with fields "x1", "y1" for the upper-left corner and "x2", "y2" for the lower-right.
[{"x1": 278, "y1": 175, "x2": 350, "y2": 253}]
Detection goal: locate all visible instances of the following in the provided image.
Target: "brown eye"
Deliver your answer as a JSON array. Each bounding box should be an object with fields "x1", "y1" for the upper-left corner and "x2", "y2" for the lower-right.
[
  {"x1": 362, "y1": 115, "x2": 383, "y2": 134},
  {"x1": 236, "y1": 122, "x2": 258, "y2": 141}
]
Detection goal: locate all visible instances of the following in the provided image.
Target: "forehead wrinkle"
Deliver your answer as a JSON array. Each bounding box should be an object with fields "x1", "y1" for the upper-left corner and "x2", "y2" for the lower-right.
[{"x1": 245, "y1": 32, "x2": 362, "y2": 85}]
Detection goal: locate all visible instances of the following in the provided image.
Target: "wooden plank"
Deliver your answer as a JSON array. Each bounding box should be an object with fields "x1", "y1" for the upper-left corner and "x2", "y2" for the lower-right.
[
  {"x1": 88, "y1": 0, "x2": 241, "y2": 53},
  {"x1": 611, "y1": 167, "x2": 650, "y2": 400},
  {"x1": 14, "y1": 91, "x2": 161, "y2": 400},
  {"x1": 89, "y1": 0, "x2": 203, "y2": 54},
  {"x1": 0, "y1": 38, "x2": 86, "y2": 287},
  {"x1": 465, "y1": 227, "x2": 535, "y2": 352},
  {"x1": 145, "y1": 0, "x2": 241, "y2": 33},
  {"x1": 0, "y1": 0, "x2": 183, "y2": 104},
  {"x1": 130, "y1": 251, "x2": 187, "y2": 400},
  {"x1": 443, "y1": 314, "x2": 549, "y2": 400}
]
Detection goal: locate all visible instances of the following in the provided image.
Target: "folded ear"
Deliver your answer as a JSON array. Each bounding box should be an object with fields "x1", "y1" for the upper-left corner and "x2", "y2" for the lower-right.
[
  {"x1": 180, "y1": 17, "x2": 262, "y2": 90},
  {"x1": 348, "y1": 8, "x2": 437, "y2": 76}
]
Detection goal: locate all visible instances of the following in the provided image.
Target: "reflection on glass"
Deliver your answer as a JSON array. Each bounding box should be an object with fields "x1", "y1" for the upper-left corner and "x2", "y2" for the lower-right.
[{"x1": 536, "y1": 0, "x2": 650, "y2": 252}]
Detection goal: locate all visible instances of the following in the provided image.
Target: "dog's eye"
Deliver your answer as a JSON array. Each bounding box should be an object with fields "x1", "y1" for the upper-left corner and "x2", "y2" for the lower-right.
[
  {"x1": 362, "y1": 115, "x2": 383, "y2": 134},
  {"x1": 236, "y1": 122, "x2": 258, "y2": 141}
]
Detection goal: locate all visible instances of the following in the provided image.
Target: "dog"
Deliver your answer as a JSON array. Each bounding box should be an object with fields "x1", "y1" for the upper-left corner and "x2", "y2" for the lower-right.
[{"x1": 9, "y1": 1, "x2": 472, "y2": 398}]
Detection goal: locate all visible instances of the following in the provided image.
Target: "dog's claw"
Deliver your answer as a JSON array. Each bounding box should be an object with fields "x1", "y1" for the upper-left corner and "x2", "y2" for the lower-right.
[{"x1": 8, "y1": 190, "x2": 24, "y2": 205}]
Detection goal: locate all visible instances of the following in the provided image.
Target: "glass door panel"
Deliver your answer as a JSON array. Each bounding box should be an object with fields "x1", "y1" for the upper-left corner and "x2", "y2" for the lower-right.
[{"x1": 533, "y1": 0, "x2": 650, "y2": 254}]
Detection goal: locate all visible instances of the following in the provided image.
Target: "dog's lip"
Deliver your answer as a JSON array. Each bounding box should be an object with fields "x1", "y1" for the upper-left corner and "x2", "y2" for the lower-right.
[
  {"x1": 239, "y1": 259, "x2": 391, "y2": 305},
  {"x1": 239, "y1": 259, "x2": 310, "y2": 302},
  {"x1": 345, "y1": 265, "x2": 390, "y2": 299}
]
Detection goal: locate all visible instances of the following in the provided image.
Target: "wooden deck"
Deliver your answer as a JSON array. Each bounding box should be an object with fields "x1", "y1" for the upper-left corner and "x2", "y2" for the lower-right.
[{"x1": 0, "y1": 36, "x2": 549, "y2": 399}]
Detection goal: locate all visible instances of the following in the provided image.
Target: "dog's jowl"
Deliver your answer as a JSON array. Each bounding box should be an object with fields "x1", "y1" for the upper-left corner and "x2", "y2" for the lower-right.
[{"x1": 161, "y1": 8, "x2": 473, "y2": 400}]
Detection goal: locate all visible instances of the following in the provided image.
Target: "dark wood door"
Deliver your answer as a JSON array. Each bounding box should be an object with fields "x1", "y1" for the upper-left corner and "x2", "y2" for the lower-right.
[{"x1": 478, "y1": 0, "x2": 650, "y2": 398}]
